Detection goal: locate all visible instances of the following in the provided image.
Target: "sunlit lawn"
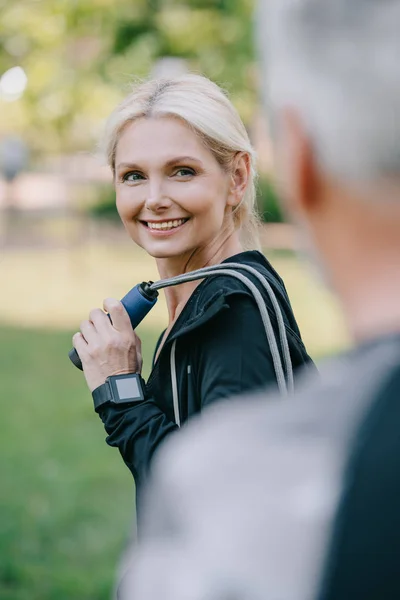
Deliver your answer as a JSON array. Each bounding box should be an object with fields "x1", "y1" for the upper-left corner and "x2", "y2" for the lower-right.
[
  {"x1": 0, "y1": 241, "x2": 351, "y2": 599},
  {"x1": 0, "y1": 239, "x2": 350, "y2": 357}
]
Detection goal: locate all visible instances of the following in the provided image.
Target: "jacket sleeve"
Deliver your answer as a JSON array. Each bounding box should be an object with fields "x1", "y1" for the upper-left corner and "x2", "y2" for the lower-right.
[
  {"x1": 97, "y1": 401, "x2": 178, "y2": 489},
  {"x1": 196, "y1": 292, "x2": 279, "y2": 407}
]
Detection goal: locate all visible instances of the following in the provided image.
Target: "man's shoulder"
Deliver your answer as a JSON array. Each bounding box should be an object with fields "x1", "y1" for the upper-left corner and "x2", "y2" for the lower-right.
[{"x1": 132, "y1": 335, "x2": 400, "y2": 600}]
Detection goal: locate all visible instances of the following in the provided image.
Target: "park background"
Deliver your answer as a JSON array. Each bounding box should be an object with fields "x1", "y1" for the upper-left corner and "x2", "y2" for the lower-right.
[{"x1": 0, "y1": 1, "x2": 351, "y2": 598}]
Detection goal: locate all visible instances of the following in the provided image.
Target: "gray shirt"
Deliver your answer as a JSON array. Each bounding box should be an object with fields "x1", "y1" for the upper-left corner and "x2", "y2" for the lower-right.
[{"x1": 118, "y1": 334, "x2": 400, "y2": 600}]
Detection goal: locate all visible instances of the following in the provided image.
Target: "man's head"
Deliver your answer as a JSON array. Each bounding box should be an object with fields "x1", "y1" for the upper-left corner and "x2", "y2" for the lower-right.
[{"x1": 257, "y1": 0, "x2": 400, "y2": 339}]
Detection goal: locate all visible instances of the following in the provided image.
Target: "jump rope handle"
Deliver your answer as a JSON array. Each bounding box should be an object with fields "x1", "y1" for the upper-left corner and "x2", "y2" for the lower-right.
[{"x1": 68, "y1": 282, "x2": 159, "y2": 371}]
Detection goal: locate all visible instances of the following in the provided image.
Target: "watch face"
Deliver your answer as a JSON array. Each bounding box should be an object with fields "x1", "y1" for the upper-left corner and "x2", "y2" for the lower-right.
[
  {"x1": 108, "y1": 374, "x2": 145, "y2": 403},
  {"x1": 115, "y1": 376, "x2": 140, "y2": 400}
]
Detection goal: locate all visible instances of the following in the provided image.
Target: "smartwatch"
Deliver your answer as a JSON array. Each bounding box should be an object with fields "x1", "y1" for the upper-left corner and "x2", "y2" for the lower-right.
[{"x1": 92, "y1": 373, "x2": 146, "y2": 413}]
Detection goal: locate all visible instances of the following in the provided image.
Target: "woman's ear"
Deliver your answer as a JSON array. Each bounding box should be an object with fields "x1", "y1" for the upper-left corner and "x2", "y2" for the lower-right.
[{"x1": 227, "y1": 152, "x2": 251, "y2": 208}]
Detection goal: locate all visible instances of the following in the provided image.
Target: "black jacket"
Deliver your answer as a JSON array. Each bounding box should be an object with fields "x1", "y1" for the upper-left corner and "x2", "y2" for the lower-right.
[{"x1": 97, "y1": 251, "x2": 315, "y2": 494}]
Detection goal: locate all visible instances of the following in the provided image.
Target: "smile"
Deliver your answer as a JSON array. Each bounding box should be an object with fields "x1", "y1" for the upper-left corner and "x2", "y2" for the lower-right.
[{"x1": 142, "y1": 218, "x2": 189, "y2": 232}]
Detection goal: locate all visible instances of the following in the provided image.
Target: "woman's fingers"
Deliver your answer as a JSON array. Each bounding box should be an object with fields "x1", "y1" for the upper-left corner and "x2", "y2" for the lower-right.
[
  {"x1": 72, "y1": 331, "x2": 86, "y2": 352},
  {"x1": 72, "y1": 331, "x2": 90, "y2": 364},
  {"x1": 72, "y1": 300, "x2": 142, "y2": 392},
  {"x1": 89, "y1": 307, "x2": 112, "y2": 336},
  {"x1": 80, "y1": 300, "x2": 137, "y2": 356},
  {"x1": 79, "y1": 318, "x2": 97, "y2": 343},
  {"x1": 103, "y1": 298, "x2": 132, "y2": 333}
]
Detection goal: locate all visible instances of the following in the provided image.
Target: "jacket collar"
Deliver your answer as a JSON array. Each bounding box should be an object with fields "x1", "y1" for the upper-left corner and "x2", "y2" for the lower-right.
[
  {"x1": 163, "y1": 251, "x2": 278, "y2": 345},
  {"x1": 168, "y1": 293, "x2": 229, "y2": 344}
]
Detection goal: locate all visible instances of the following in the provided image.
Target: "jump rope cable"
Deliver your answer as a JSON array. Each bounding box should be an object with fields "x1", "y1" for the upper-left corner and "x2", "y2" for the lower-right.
[{"x1": 148, "y1": 264, "x2": 294, "y2": 424}]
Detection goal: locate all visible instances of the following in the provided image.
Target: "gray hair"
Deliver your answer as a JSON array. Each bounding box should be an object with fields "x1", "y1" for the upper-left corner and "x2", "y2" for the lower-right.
[{"x1": 257, "y1": 0, "x2": 400, "y2": 182}]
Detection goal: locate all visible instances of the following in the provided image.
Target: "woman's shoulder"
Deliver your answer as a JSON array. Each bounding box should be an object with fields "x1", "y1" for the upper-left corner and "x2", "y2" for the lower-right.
[
  {"x1": 196, "y1": 250, "x2": 287, "y2": 305},
  {"x1": 170, "y1": 250, "x2": 309, "y2": 362},
  {"x1": 192, "y1": 250, "x2": 304, "y2": 343},
  {"x1": 190, "y1": 250, "x2": 310, "y2": 360}
]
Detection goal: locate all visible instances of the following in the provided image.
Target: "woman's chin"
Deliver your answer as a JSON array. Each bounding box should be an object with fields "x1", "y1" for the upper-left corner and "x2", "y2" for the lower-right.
[{"x1": 142, "y1": 242, "x2": 192, "y2": 260}]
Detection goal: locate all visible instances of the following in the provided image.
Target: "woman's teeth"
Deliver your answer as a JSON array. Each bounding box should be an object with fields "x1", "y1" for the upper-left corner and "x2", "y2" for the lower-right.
[{"x1": 147, "y1": 219, "x2": 187, "y2": 230}]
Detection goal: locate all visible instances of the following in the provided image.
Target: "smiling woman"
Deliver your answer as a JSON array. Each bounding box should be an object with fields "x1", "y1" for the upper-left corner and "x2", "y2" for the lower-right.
[
  {"x1": 114, "y1": 115, "x2": 250, "y2": 269},
  {"x1": 72, "y1": 74, "x2": 315, "y2": 526}
]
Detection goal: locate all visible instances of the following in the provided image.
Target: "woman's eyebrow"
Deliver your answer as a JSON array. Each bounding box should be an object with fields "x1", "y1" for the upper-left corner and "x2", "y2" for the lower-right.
[
  {"x1": 116, "y1": 156, "x2": 203, "y2": 171},
  {"x1": 116, "y1": 161, "x2": 142, "y2": 171},
  {"x1": 164, "y1": 156, "x2": 203, "y2": 167}
]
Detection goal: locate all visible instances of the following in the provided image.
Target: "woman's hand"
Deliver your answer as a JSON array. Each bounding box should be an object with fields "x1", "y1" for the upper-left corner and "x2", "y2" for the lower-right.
[{"x1": 72, "y1": 298, "x2": 142, "y2": 393}]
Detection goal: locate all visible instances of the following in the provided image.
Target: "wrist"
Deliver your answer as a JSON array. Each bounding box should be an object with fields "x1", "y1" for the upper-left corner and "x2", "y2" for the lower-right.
[{"x1": 92, "y1": 373, "x2": 147, "y2": 413}]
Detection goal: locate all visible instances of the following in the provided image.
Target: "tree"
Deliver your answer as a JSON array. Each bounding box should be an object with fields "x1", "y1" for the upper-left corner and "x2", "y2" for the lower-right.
[{"x1": 0, "y1": 0, "x2": 257, "y2": 159}]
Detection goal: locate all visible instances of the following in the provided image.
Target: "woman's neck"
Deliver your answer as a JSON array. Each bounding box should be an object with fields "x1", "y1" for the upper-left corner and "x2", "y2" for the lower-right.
[{"x1": 156, "y1": 232, "x2": 243, "y2": 323}]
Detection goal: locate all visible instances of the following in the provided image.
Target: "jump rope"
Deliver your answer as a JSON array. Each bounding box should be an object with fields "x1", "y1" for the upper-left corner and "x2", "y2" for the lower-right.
[{"x1": 68, "y1": 265, "x2": 294, "y2": 423}]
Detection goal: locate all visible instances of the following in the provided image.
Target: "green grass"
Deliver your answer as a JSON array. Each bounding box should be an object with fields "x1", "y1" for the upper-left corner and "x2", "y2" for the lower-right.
[{"x1": 0, "y1": 324, "x2": 160, "y2": 600}]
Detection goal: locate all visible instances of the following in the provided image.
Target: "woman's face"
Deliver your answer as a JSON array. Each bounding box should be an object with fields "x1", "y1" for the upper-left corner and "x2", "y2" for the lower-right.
[{"x1": 114, "y1": 116, "x2": 238, "y2": 260}]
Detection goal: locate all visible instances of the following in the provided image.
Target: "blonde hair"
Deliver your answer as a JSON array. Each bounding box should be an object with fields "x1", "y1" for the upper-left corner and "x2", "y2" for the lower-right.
[{"x1": 104, "y1": 74, "x2": 261, "y2": 250}]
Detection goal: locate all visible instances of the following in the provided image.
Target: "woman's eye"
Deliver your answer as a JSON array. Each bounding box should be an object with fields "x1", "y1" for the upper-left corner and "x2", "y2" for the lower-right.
[
  {"x1": 174, "y1": 168, "x2": 195, "y2": 177},
  {"x1": 123, "y1": 172, "x2": 144, "y2": 182}
]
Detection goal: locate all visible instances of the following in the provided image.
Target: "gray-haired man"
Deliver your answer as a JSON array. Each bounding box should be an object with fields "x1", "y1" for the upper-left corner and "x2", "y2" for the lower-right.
[{"x1": 120, "y1": 1, "x2": 400, "y2": 598}]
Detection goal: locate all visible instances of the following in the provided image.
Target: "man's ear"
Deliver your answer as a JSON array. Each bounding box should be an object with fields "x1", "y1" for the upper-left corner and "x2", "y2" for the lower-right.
[
  {"x1": 274, "y1": 108, "x2": 320, "y2": 220},
  {"x1": 227, "y1": 152, "x2": 251, "y2": 208}
]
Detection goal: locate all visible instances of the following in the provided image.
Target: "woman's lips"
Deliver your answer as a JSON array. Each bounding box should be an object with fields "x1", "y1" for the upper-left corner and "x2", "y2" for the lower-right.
[{"x1": 140, "y1": 218, "x2": 190, "y2": 236}]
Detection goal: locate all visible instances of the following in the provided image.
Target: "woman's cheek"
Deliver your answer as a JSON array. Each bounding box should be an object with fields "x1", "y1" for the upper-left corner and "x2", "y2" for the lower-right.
[
  {"x1": 179, "y1": 186, "x2": 212, "y2": 214},
  {"x1": 121, "y1": 216, "x2": 142, "y2": 247},
  {"x1": 116, "y1": 190, "x2": 139, "y2": 221},
  {"x1": 115, "y1": 190, "x2": 125, "y2": 216}
]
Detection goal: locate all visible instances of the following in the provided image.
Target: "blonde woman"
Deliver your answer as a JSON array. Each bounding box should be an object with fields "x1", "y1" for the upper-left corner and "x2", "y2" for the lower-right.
[{"x1": 72, "y1": 74, "x2": 314, "y2": 515}]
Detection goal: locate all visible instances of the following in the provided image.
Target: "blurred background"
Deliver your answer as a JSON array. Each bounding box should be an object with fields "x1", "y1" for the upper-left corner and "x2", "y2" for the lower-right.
[{"x1": 0, "y1": 1, "x2": 350, "y2": 598}]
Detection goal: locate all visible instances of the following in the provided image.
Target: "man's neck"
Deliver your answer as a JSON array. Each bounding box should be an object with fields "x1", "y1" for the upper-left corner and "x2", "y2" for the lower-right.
[
  {"x1": 342, "y1": 257, "x2": 400, "y2": 344},
  {"x1": 312, "y1": 180, "x2": 400, "y2": 345}
]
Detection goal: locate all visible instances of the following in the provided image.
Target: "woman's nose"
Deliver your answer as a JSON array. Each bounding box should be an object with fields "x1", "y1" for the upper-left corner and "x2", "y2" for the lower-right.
[{"x1": 145, "y1": 180, "x2": 172, "y2": 212}]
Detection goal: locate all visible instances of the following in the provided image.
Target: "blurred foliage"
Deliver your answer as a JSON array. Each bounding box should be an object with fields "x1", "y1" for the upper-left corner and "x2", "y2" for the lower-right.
[
  {"x1": 0, "y1": 0, "x2": 257, "y2": 160},
  {"x1": 256, "y1": 176, "x2": 284, "y2": 223},
  {"x1": 89, "y1": 184, "x2": 120, "y2": 220}
]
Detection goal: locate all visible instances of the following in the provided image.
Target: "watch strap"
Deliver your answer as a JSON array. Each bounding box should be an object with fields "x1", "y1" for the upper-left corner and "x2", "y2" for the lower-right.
[
  {"x1": 92, "y1": 381, "x2": 112, "y2": 413},
  {"x1": 92, "y1": 373, "x2": 147, "y2": 413}
]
